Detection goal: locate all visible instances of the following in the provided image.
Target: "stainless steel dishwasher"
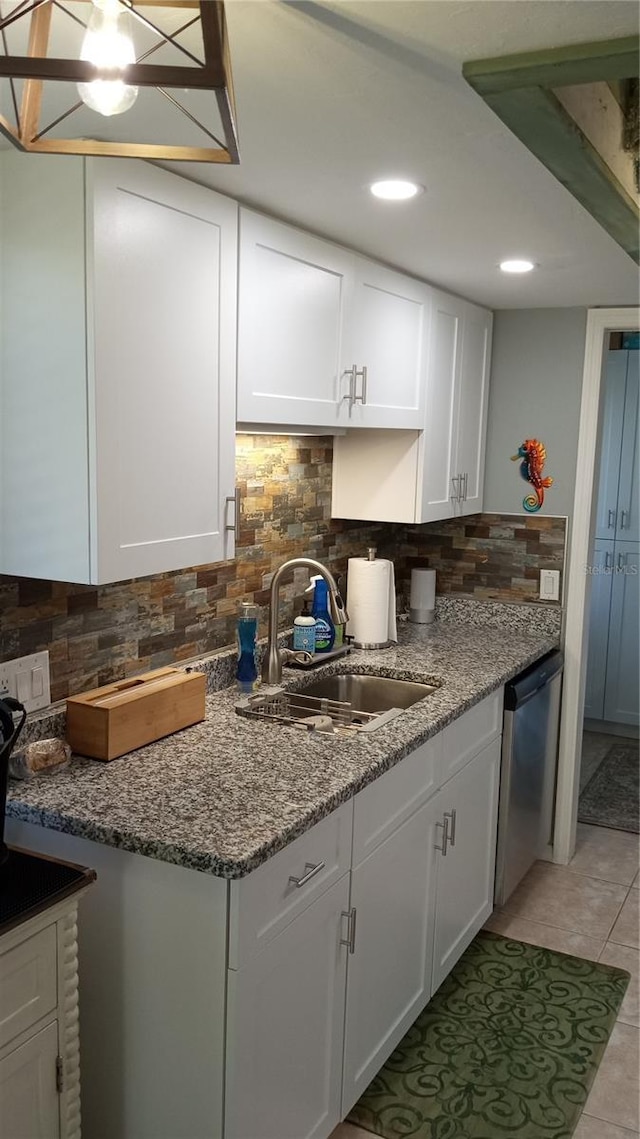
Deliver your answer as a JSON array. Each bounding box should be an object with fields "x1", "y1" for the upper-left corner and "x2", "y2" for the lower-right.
[{"x1": 494, "y1": 649, "x2": 564, "y2": 906}]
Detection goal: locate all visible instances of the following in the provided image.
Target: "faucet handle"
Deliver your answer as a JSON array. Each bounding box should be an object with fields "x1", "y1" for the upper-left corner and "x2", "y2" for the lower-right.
[
  {"x1": 281, "y1": 648, "x2": 314, "y2": 667},
  {"x1": 329, "y1": 591, "x2": 348, "y2": 627}
]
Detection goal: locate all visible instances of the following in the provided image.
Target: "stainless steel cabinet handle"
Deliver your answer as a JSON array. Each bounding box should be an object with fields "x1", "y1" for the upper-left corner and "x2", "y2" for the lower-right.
[
  {"x1": 605, "y1": 551, "x2": 612, "y2": 570},
  {"x1": 450, "y1": 476, "x2": 460, "y2": 505},
  {"x1": 341, "y1": 367, "x2": 356, "y2": 410},
  {"x1": 620, "y1": 510, "x2": 629, "y2": 530},
  {"x1": 353, "y1": 365, "x2": 367, "y2": 405},
  {"x1": 225, "y1": 487, "x2": 241, "y2": 532},
  {"x1": 608, "y1": 508, "x2": 616, "y2": 529},
  {"x1": 435, "y1": 816, "x2": 449, "y2": 856},
  {"x1": 617, "y1": 552, "x2": 627, "y2": 571},
  {"x1": 288, "y1": 860, "x2": 325, "y2": 888},
  {"x1": 444, "y1": 808, "x2": 457, "y2": 847},
  {"x1": 340, "y1": 907, "x2": 357, "y2": 953},
  {"x1": 463, "y1": 473, "x2": 468, "y2": 501}
]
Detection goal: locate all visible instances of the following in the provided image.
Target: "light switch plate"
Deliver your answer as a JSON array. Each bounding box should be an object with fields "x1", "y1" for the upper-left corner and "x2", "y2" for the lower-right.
[
  {"x1": 539, "y1": 569, "x2": 560, "y2": 601},
  {"x1": 0, "y1": 651, "x2": 51, "y2": 712}
]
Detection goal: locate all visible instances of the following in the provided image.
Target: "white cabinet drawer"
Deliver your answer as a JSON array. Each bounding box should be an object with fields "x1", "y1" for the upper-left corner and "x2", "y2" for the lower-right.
[
  {"x1": 229, "y1": 802, "x2": 353, "y2": 970},
  {"x1": 440, "y1": 690, "x2": 503, "y2": 785},
  {"x1": 352, "y1": 736, "x2": 442, "y2": 867},
  {"x1": 0, "y1": 925, "x2": 57, "y2": 1051}
]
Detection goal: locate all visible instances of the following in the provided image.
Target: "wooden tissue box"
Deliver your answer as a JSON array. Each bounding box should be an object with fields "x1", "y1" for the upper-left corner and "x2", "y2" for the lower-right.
[{"x1": 66, "y1": 667, "x2": 206, "y2": 761}]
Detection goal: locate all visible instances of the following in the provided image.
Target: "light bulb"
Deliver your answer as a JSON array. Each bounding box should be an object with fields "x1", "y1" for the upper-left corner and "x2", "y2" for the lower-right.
[{"x1": 77, "y1": 0, "x2": 138, "y2": 117}]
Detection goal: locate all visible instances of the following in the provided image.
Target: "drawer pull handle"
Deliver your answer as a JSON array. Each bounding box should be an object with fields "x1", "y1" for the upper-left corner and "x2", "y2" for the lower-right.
[
  {"x1": 288, "y1": 860, "x2": 325, "y2": 888},
  {"x1": 608, "y1": 508, "x2": 616, "y2": 529},
  {"x1": 444, "y1": 808, "x2": 457, "y2": 847},
  {"x1": 435, "y1": 816, "x2": 449, "y2": 856},
  {"x1": 340, "y1": 907, "x2": 357, "y2": 954},
  {"x1": 620, "y1": 509, "x2": 628, "y2": 530}
]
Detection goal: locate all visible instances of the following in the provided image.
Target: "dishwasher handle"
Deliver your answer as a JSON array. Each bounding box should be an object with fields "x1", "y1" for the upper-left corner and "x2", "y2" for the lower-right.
[{"x1": 504, "y1": 649, "x2": 563, "y2": 711}]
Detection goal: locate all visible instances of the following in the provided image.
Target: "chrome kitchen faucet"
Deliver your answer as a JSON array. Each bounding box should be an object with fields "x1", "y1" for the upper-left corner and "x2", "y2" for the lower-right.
[{"x1": 262, "y1": 558, "x2": 348, "y2": 685}]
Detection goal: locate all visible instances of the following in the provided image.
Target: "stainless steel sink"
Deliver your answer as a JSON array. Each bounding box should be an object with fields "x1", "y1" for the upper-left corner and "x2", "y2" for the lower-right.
[
  {"x1": 236, "y1": 672, "x2": 439, "y2": 735},
  {"x1": 297, "y1": 673, "x2": 438, "y2": 713}
]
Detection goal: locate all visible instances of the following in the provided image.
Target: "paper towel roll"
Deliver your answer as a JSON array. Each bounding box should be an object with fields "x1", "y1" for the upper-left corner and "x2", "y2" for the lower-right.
[
  {"x1": 346, "y1": 557, "x2": 397, "y2": 647},
  {"x1": 409, "y1": 568, "x2": 436, "y2": 624}
]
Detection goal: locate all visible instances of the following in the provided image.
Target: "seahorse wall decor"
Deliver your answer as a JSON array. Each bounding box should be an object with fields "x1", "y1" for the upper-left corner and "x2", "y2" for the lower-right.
[{"x1": 511, "y1": 438, "x2": 554, "y2": 512}]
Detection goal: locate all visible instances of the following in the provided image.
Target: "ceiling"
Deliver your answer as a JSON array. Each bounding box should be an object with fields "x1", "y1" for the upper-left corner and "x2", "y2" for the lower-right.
[
  {"x1": 161, "y1": 0, "x2": 639, "y2": 310},
  {"x1": 2, "y1": 0, "x2": 639, "y2": 309}
]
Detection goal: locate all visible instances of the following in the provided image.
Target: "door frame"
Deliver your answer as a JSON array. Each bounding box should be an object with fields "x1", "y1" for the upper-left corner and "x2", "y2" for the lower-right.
[{"x1": 553, "y1": 306, "x2": 639, "y2": 864}]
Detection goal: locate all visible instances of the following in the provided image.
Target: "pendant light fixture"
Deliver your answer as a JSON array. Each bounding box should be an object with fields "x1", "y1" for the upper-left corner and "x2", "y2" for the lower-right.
[{"x1": 0, "y1": 0, "x2": 239, "y2": 163}]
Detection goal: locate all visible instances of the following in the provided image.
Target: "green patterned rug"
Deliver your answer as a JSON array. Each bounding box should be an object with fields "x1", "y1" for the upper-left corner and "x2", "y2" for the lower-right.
[{"x1": 347, "y1": 931, "x2": 629, "y2": 1139}]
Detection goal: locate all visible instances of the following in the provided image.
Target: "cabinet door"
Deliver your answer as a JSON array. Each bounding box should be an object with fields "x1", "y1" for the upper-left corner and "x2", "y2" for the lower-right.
[
  {"x1": 431, "y1": 738, "x2": 500, "y2": 993},
  {"x1": 417, "y1": 291, "x2": 462, "y2": 522},
  {"x1": 237, "y1": 210, "x2": 351, "y2": 428},
  {"x1": 595, "y1": 351, "x2": 626, "y2": 540},
  {"x1": 457, "y1": 303, "x2": 493, "y2": 515},
  {"x1": 617, "y1": 352, "x2": 639, "y2": 543},
  {"x1": 603, "y1": 543, "x2": 639, "y2": 727},
  {"x1": 90, "y1": 159, "x2": 238, "y2": 583},
  {"x1": 583, "y1": 541, "x2": 614, "y2": 721},
  {"x1": 343, "y1": 259, "x2": 430, "y2": 429},
  {"x1": 0, "y1": 1020, "x2": 60, "y2": 1139},
  {"x1": 225, "y1": 875, "x2": 349, "y2": 1139},
  {"x1": 342, "y1": 796, "x2": 440, "y2": 1115}
]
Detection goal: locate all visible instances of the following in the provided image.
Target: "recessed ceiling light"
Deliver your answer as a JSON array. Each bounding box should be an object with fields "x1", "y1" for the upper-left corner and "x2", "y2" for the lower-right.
[
  {"x1": 370, "y1": 179, "x2": 423, "y2": 201},
  {"x1": 500, "y1": 258, "x2": 535, "y2": 274}
]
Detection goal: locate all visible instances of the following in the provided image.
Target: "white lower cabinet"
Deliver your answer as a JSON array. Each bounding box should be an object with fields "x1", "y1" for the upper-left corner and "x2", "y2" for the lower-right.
[
  {"x1": 0, "y1": 895, "x2": 89, "y2": 1139},
  {"x1": 226, "y1": 694, "x2": 503, "y2": 1139},
  {"x1": 225, "y1": 875, "x2": 350, "y2": 1139},
  {"x1": 342, "y1": 795, "x2": 441, "y2": 1113},
  {"x1": 0, "y1": 1021, "x2": 60, "y2": 1139},
  {"x1": 431, "y1": 737, "x2": 501, "y2": 992}
]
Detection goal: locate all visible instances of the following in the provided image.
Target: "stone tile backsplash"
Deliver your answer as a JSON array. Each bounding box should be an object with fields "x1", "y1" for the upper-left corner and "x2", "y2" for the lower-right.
[{"x1": 0, "y1": 435, "x2": 566, "y2": 701}]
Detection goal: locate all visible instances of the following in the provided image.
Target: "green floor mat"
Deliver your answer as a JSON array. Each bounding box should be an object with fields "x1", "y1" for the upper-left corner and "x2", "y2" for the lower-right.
[{"x1": 348, "y1": 931, "x2": 629, "y2": 1139}]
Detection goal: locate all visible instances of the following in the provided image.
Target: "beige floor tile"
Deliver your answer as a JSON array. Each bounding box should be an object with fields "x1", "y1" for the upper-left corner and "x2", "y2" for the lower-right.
[
  {"x1": 502, "y1": 862, "x2": 628, "y2": 939},
  {"x1": 574, "y1": 1114, "x2": 639, "y2": 1138},
  {"x1": 329, "y1": 1126, "x2": 375, "y2": 1139},
  {"x1": 570, "y1": 824, "x2": 640, "y2": 886},
  {"x1": 611, "y1": 891, "x2": 640, "y2": 949},
  {"x1": 584, "y1": 1022, "x2": 640, "y2": 1132},
  {"x1": 485, "y1": 910, "x2": 605, "y2": 960},
  {"x1": 599, "y1": 941, "x2": 640, "y2": 1027}
]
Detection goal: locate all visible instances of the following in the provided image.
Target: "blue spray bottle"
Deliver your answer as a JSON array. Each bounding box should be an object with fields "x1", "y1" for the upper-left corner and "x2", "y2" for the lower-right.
[
  {"x1": 236, "y1": 602, "x2": 258, "y2": 693},
  {"x1": 309, "y1": 575, "x2": 335, "y2": 653}
]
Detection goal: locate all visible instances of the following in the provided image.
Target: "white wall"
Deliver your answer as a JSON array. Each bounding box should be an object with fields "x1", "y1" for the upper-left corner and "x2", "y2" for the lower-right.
[{"x1": 483, "y1": 309, "x2": 587, "y2": 517}]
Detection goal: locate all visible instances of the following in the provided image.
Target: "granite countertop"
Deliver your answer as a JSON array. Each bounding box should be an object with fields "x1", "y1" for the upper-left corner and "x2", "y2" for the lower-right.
[{"x1": 6, "y1": 620, "x2": 559, "y2": 879}]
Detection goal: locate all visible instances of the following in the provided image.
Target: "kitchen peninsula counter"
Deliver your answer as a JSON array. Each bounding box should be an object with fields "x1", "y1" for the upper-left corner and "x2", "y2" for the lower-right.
[{"x1": 7, "y1": 619, "x2": 559, "y2": 879}]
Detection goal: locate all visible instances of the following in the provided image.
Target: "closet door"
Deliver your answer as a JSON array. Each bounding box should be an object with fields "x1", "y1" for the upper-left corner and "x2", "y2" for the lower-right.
[
  {"x1": 603, "y1": 544, "x2": 639, "y2": 727},
  {"x1": 617, "y1": 352, "x2": 639, "y2": 543},
  {"x1": 594, "y1": 351, "x2": 626, "y2": 541},
  {"x1": 583, "y1": 541, "x2": 614, "y2": 721}
]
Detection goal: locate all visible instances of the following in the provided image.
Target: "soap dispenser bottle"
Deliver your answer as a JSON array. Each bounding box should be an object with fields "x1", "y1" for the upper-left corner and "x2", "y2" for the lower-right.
[
  {"x1": 236, "y1": 601, "x2": 258, "y2": 693},
  {"x1": 309, "y1": 575, "x2": 335, "y2": 653},
  {"x1": 293, "y1": 599, "x2": 316, "y2": 652}
]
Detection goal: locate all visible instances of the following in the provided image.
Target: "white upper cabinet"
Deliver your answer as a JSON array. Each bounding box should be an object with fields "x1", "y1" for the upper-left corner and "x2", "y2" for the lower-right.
[
  {"x1": 0, "y1": 154, "x2": 238, "y2": 585},
  {"x1": 332, "y1": 292, "x2": 493, "y2": 524},
  {"x1": 237, "y1": 209, "x2": 430, "y2": 430},
  {"x1": 418, "y1": 291, "x2": 492, "y2": 522},
  {"x1": 237, "y1": 210, "x2": 351, "y2": 429},
  {"x1": 342, "y1": 258, "x2": 431, "y2": 429}
]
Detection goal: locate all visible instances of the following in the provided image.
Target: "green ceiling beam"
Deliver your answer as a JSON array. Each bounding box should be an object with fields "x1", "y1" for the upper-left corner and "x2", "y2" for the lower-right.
[
  {"x1": 463, "y1": 36, "x2": 640, "y2": 94},
  {"x1": 463, "y1": 37, "x2": 640, "y2": 264}
]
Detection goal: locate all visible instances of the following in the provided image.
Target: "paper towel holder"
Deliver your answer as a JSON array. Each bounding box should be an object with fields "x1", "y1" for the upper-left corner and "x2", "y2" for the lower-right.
[{"x1": 347, "y1": 547, "x2": 397, "y2": 650}]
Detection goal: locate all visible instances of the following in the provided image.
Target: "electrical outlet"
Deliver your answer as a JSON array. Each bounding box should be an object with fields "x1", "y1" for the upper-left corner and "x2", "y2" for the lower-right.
[
  {"x1": 539, "y1": 569, "x2": 560, "y2": 601},
  {"x1": 0, "y1": 651, "x2": 51, "y2": 712}
]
